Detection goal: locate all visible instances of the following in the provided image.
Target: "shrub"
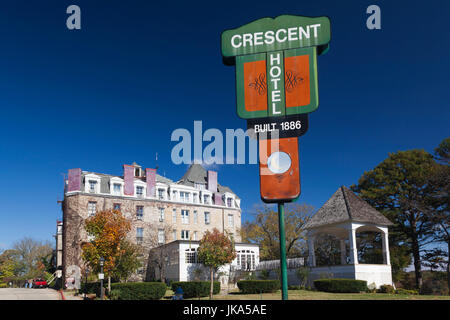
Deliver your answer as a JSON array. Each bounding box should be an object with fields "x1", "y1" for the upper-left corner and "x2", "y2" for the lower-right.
[
  {"x1": 295, "y1": 267, "x2": 310, "y2": 287},
  {"x1": 313, "y1": 279, "x2": 367, "y2": 293},
  {"x1": 258, "y1": 270, "x2": 271, "y2": 280},
  {"x1": 420, "y1": 278, "x2": 449, "y2": 296},
  {"x1": 171, "y1": 281, "x2": 220, "y2": 299},
  {"x1": 237, "y1": 280, "x2": 280, "y2": 294},
  {"x1": 378, "y1": 284, "x2": 395, "y2": 294},
  {"x1": 366, "y1": 282, "x2": 377, "y2": 293},
  {"x1": 108, "y1": 289, "x2": 121, "y2": 300},
  {"x1": 395, "y1": 288, "x2": 419, "y2": 295},
  {"x1": 109, "y1": 282, "x2": 166, "y2": 300},
  {"x1": 80, "y1": 282, "x2": 101, "y2": 296}
]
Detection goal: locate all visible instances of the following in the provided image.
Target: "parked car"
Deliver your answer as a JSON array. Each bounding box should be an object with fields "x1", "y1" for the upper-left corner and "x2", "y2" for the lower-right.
[{"x1": 32, "y1": 278, "x2": 48, "y2": 288}]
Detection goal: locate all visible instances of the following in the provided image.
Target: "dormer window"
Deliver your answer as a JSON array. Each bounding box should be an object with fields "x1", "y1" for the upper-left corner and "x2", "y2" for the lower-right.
[
  {"x1": 203, "y1": 194, "x2": 210, "y2": 204},
  {"x1": 195, "y1": 183, "x2": 205, "y2": 190},
  {"x1": 89, "y1": 180, "x2": 97, "y2": 193},
  {"x1": 135, "y1": 167, "x2": 141, "y2": 177},
  {"x1": 158, "y1": 189, "x2": 165, "y2": 200},
  {"x1": 136, "y1": 186, "x2": 144, "y2": 198},
  {"x1": 113, "y1": 183, "x2": 121, "y2": 195},
  {"x1": 227, "y1": 198, "x2": 233, "y2": 208}
]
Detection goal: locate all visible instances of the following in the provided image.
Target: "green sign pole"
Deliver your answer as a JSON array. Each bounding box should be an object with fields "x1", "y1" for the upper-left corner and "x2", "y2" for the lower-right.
[{"x1": 278, "y1": 202, "x2": 288, "y2": 300}]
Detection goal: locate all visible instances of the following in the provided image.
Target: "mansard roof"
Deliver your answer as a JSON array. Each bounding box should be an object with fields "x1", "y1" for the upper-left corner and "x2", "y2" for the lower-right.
[
  {"x1": 303, "y1": 186, "x2": 393, "y2": 229},
  {"x1": 177, "y1": 163, "x2": 238, "y2": 198}
]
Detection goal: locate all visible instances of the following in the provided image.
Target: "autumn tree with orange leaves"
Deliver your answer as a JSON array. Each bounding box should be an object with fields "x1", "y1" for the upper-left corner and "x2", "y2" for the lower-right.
[
  {"x1": 197, "y1": 228, "x2": 236, "y2": 300},
  {"x1": 82, "y1": 209, "x2": 140, "y2": 292}
]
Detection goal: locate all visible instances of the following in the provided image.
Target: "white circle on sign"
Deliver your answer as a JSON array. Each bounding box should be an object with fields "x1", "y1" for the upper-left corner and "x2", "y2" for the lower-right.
[{"x1": 267, "y1": 151, "x2": 291, "y2": 174}]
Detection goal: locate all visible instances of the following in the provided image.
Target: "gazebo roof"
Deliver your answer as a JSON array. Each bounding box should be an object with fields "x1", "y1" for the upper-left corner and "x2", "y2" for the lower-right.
[{"x1": 303, "y1": 186, "x2": 393, "y2": 229}]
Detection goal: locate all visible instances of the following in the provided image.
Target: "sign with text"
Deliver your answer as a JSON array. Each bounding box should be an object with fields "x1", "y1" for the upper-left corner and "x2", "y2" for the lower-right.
[
  {"x1": 247, "y1": 114, "x2": 308, "y2": 140},
  {"x1": 222, "y1": 15, "x2": 330, "y2": 120},
  {"x1": 221, "y1": 14, "x2": 330, "y2": 204}
]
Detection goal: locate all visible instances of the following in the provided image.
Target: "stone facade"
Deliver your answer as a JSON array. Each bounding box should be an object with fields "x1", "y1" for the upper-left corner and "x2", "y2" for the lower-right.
[{"x1": 61, "y1": 163, "x2": 242, "y2": 284}]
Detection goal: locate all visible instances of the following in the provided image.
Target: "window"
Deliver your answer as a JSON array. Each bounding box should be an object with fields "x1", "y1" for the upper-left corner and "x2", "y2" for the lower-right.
[
  {"x1": 204, "y1": 212, "x2": 210, "y2": 225},
  {"x1": 88, "y1": 202, "x2": 96, "y2": 217},
  {"x1": 185, "y1": 248, "x2": 197, "y2": 263},
  {"x1": 172, "y1": 190, "x2": 177, "y2": 201},
  {"x1": 113, "y1": 183, "x2": 121, "y2": 195},
  {"x1": 181, "y1": 230, "x2": 190, "y2": 240},
  {"x1": 193, "y1": 211, "x2": 198, "y2": 224},
  {"x1": 136, "y1": 186, "x2": 144, "y2": 198},
  {"x1": 227, "y1": 198, "x2": 233, "y2": 207},
  {"x1": 136, "y1": 228, "x2": 144, "y2": 244},
  {"x1": 193, "y1": 231, "x2": 198, "y2": 241},
  {"x1": 158, "y1": 229, "x2": 165, "y2": 244},
  {"x1": 135, "y1": 168, "x2": 141, "y2": 177},
  {"x1": 172, "y1": 208, "x2": 177, "y2": 223},
  {"x1": 89, "y1": 180, "x2": 97, "y2": 193},
  {"x1": 181, "y1": 210, "x2": 189, "y2": 224},
  {"x1": 158, "y1": 189, "x2": 165, "y2": 200},
  {"x1": 173, "y1": 230, "x2": 177, "y2": 241},
  {"x1": 228, "y1": 214, "x2": 234, "y2": 227},
  {"x1": 193, "y1": 193, "x2": 197, "y2": 203},
  {"x1": 158, "y1": 208, "x2": 165, "y2": 222},
  {"x1": 180, "y1": 191, "x2": 191, "y2": 202},
  {"x1": 203, "y1": 195, "x2": 210, "y2": 204},
  {"x1": 136, "y1": 206, "x2": 144, "y2": 220},
  {"x1": 195, "y1": 183, "x2": 205, "y2": 190},
  {"x1": 113, "y1": 203, "x2": 121, "y2": 211},
  {"x1": 237, "y1": 250, "x2": 255, "y2": 270}
]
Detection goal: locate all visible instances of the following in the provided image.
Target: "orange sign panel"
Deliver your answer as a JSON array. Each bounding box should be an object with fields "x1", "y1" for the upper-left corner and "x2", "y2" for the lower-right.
[
  {"x1": 259, "y1": 137, "x2": 300, "y2": 203},
  {"x1": 244, "y1": 60, "x2": 268, "y2": 112},
  {"x1": 284, "y1": 55, "x2": 310, "y2": 108}
]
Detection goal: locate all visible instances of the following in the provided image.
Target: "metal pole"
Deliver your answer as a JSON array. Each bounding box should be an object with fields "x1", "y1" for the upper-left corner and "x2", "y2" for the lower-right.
[
  {"x1": 278, "y1": 202, "x2": 288, "y2": 300},
  {"x1": 100, "y1": 265, "x2": 104, "y2": 300}
]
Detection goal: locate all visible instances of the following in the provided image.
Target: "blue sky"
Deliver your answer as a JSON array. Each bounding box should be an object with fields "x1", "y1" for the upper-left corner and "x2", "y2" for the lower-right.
[{"x1": 0, "y1": 1, "x2": 448, "y2": 249}]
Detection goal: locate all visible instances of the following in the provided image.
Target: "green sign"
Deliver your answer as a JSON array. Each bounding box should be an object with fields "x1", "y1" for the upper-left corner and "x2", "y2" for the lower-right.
[
  {"x1": 222, "y1": 15, "x2": 331, "y2": 64},
  {"x1": 222, "y1": 15, "x2": 331, "y2": 120}
]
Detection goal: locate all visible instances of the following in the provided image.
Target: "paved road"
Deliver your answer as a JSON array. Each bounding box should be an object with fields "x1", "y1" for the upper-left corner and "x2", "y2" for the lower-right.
[{"x1": 0, "y1": 288, "x2": 60, "y2": 300}]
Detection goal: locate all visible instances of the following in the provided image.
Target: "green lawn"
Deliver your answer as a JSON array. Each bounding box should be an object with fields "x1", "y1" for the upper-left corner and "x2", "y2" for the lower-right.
[{"x1": 164, "y1": 289, "x2": 450, "y2": 300}]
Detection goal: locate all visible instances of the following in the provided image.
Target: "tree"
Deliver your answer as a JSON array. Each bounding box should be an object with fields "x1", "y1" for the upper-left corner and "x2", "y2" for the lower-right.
[
  {"x1": 422, "y1": 138, "x2": 449, "y2": 287},
  {"x1": 112, "y1": 240, "x2": 142, "y2": 282},
  {"x1": 241, "y1": 203, "x2": 314, "y2": 260},
  {"x1": 82, "y1": 209, "x2": 132, "y2": 292},
  {"x1": 12, "y1": 237, "x2": 53, "y2": 278},
  {"x1": 351, "y1": 149, "x2": 437, "y2": 289},
  {"x1": 0, "y1": 250, "x2": 16, "y2": 284},
  {"x1": 197, "y1": 228, "x2": 236, "y2": 300}
]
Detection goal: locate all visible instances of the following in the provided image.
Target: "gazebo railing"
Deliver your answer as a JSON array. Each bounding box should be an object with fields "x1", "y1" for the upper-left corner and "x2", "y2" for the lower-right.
[{"x1": 255, "y1": 257, "x2": 306, "y2": 271}]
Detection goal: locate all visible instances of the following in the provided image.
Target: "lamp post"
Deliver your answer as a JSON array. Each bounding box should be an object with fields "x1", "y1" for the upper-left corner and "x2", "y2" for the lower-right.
[{"x1": 99, "y1": 257, "x2": 105, "y2": 300}]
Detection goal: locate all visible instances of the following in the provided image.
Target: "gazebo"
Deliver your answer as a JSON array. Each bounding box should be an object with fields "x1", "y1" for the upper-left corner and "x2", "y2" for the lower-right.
[{"x1": 303, "y1": 186, "x2": 394, "y2": 288}]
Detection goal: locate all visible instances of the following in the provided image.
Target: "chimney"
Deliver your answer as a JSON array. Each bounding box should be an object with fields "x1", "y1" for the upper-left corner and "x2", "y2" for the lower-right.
[
  {"x1": 67, "y1": 168, "x2": 81, "y2": 192},
  {"x1": 123, "y1": 165, "x2": 134, "y2": 196},
  {"x1": 214, "y1": 193, "x2": 223, "y2": 206},
  {"x1": 146, "y1": 168, "x2": 156, "y2": 198},
  {"x1": 207, "y1": 170, "x2": 217, "y2": 192},
  {"x1": 207, "y1": 170, "x2": 223, "y2": 205}
]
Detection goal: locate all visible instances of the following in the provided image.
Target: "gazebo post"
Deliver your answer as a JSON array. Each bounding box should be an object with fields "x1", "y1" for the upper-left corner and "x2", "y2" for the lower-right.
[
  {"x1": 348, "y1": 226, "x2": 358, "y2": 265},
  {"x1": 307, "y1": 232, "x2": 316, "y2": 267},
  {"x1": 340, "y1": 240, "x2": 346, "y2": 265},
  {"x1": 381, "y1": 229, "x2": 391, "y2": 265}
]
